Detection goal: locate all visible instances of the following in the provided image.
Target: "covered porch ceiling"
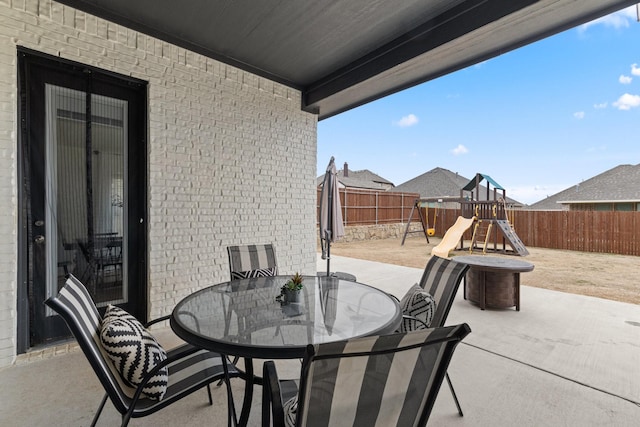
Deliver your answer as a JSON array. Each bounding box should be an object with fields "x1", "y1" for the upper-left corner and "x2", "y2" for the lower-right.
[{"x1": 57, "y1": 0, "x2": 637, "y2": 120}]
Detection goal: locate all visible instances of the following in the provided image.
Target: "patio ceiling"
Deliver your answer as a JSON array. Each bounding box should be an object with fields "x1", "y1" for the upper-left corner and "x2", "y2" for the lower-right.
[{"x1": 57, "y1": 0, "x2": 637, "y2": 120}]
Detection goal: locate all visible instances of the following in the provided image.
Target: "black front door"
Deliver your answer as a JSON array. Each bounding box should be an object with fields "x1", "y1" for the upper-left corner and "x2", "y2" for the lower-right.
[{"x1": 18, "y1": 48, "x2": 148, "y2": 348}]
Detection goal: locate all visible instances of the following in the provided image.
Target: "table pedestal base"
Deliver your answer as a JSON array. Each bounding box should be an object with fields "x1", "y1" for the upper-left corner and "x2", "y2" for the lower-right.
[{"x1": 464, "y1": 268, "x2": 520, "y2": 311}]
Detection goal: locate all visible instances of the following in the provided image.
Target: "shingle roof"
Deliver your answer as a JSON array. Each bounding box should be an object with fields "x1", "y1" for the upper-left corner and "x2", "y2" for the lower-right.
[
  {"x1": 528, "y1": 164, "x2": 640, "y2": 210},
  {"x1": 393, "y1": 168, "x2": 468, "y2": 199},
  {"x1": 392, "y1": 167, "x2": 522, "y2": 205},
  {"x1": 316, "y1": 168, "x2": 394, "y2": 191}
]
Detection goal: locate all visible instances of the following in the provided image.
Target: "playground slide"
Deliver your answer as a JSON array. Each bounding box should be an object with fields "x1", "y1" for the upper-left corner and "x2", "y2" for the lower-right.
[{"x1": 431, "y1": 216, "x2": 475, "y2": 258}]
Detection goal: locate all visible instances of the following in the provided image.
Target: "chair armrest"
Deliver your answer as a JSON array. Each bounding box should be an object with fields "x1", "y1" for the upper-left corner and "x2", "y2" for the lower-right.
[
  {"x1": 130, "y1": 344, "x2": 239, "y2": 407},
  {"x1": 144, "y1": 314, "x2": 171, "y2": 328},
  {"x1": 262, "y1": 361, "x2": 286, "y2": 427},
  {"x1": 129, "y1": 344, "x2": 205, "y2": 405}
]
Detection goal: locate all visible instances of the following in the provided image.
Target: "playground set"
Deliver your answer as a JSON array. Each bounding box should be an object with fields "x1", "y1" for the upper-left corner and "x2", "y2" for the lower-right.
[{"x1": 402, "y1": 173, "x2": 528, "y2": 257}]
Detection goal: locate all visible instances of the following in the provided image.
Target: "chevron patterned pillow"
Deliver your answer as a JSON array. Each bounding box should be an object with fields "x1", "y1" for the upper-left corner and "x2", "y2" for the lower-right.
[
  {"x1": 100, "y1": 305, "x2": 168, "y2": 400},
  {"x1": 230, "y1": 266, "x2": 277, "y2": 280},
  {"x1": 398, "y1": 284, "x2": 437, "y2": 332}
]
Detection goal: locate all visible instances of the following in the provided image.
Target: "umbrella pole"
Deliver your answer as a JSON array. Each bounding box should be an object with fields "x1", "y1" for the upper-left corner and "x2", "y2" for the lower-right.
[
  {"x1": 326, "y1": 230, "x2": 331, "y2": 276},
  {"x1": 326, "y1": 171, "x2": 333, "y2": 276}
]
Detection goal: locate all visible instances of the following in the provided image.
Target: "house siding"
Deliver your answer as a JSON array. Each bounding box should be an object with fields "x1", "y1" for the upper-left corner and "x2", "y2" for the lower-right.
[{"x1": 0, "y1": 0, "x2": 318, "y2": 367}]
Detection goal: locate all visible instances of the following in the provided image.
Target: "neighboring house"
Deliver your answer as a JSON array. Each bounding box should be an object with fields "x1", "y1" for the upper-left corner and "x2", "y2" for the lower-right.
[
  {"x1": 317, "y1": 162, "x2": 394, "y2": 191},
  {"x1": 528, "y1": 164, "x2": 640, "y2": 211},
  {"x1": 393, "y1": 167, "x2": 523, "y2": 208}
]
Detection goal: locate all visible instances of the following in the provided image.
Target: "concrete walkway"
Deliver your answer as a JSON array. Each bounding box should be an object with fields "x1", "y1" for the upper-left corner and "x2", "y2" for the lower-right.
[{"x1": 2, "y1": 255, "x2": 639, "y2": 426}]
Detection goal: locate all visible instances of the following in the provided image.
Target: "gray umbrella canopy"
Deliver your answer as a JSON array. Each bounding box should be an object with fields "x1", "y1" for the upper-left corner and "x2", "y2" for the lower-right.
[{"x1": 319, "y1": 157, "x2": 345, "y2": 276}]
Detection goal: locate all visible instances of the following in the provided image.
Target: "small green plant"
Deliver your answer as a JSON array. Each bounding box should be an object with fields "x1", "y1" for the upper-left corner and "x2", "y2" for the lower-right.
[{"x1": 283, "y1": 272, "x2": 304, "y2": 291}]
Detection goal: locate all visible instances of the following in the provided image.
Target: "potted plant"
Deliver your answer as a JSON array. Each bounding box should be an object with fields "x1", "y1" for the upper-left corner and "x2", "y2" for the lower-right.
[{"x1": 282, "y1": 273, "x2": 304, "y2": 303}]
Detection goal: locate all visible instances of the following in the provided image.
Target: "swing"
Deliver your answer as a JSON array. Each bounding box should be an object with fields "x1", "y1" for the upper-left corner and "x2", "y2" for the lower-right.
[{"x1": 426, "y1": 204, "x2": 437, "y2": 236}]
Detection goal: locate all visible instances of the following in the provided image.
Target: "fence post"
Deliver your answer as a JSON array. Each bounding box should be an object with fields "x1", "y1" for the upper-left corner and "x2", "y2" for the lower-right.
[
  {"x1": 376, "y1": 192, "x2": 379, "y2": 224},
  {"x1": 343, "y1": 189, "x2": 347, "y2": 226}
]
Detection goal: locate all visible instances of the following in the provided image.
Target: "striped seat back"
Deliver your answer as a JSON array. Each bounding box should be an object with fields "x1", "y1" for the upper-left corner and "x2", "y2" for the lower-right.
[
  {"x1": 44, "y1": 274, "x2": 137, "y2": 413},
  {"x1": 296, "y1": 324, "x2": 471, "y2": 427},
  {"x1": 227, "y1": 244, "x2": 278, "y2": 279},
  {"x1": 418, "y1": 256, "x2": 469, "y2": 328}
]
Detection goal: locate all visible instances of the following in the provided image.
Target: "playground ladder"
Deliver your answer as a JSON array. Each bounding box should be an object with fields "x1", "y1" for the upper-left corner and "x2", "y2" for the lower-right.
[{"x1": 470, "y1": 220, "x2": 492, "y2": 254}]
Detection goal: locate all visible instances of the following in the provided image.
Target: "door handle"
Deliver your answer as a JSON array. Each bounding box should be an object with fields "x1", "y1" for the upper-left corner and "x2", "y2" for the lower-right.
[{"x1": 34, "y1": 235, "x2": 45, "y2": 244}]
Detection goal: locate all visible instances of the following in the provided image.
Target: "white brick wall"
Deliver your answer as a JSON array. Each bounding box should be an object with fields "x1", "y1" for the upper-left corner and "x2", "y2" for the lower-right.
[{"x1": 0, "y1": 0, "x2": 318, "y2": 367}]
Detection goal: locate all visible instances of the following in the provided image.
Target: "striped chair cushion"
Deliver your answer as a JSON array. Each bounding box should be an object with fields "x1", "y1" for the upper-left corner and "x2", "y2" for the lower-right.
[
  {"x1": 230, "y1": 266, "x2": 277, "y2": 280},
  {"x1": 100, "y1": 305, "x2": 169, "y2": 400},
  {"x1": 398, "y1": 284, "x2": 436, "y2": 332},
  {"x1": 419, "y1": 256, "x2": 469, "y2": 328},
  {"x1": 227, "y1": 244, "x2": 278, "y2": 280},
  {"x1": 294, "y1": 325, "x2": 470, "y2": 426}
]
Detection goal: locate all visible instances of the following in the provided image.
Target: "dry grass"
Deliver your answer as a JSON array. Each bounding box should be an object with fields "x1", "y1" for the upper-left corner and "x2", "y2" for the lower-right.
[{"x1": 325, "y1": 236, "x2": 640, "y2": 305}]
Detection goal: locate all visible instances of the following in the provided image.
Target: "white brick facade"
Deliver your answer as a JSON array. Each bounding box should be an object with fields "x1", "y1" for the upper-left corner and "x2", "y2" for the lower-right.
[{"x1": 0, "y1": 0, "x2": 318, "y2": 367}]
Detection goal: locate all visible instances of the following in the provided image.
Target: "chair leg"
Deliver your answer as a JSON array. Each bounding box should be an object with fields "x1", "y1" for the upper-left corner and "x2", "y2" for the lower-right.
[
  {"x1": 90, "y1": 393, "x2": 108, "y2": 427},
  {"x1": 207, "y1": 384, "x2": 213, "y2": 405},
  {"x1": 446, "y1": 372, "x2": 464, "y2": 417},
  {"x1": 220, "y1": 357, "x2": 238, "y2": 427}
]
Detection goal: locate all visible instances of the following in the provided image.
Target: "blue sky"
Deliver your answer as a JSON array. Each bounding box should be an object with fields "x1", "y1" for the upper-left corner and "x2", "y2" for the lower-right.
[{"x1": 317, "y1": 6, "x2": 640, "y2": 205}]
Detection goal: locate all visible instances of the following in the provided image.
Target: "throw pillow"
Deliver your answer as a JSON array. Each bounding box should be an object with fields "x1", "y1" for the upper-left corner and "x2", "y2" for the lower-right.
[
  {"x1": 230, "y1": 266, "x2": 277, "y2": 280},
  {"x1": 283, "y1": 395, "x2": 298, "y2": 427},
  {"x1": 100, "y1": 305, "x2": 168, "y2": 400},
  {"x1": 398, "y1": 284, "x2": 437, "y2": 332}
]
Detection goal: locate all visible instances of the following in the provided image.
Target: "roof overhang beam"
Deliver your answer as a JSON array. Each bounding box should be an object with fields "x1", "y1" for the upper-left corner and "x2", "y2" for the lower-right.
[{"x1": 302, "y1": 0, "x2": 538, "y2": 115}]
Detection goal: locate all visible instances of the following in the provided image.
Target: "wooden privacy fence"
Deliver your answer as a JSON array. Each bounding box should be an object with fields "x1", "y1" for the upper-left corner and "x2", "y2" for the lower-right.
[
  {"x1": 424, "y1": 208, "x2": 640, "y2": 256},
  {"x1": 316, "y1": 193, "x2": 640, "y2": 256},
  {"x1": 316, "y1": 189, "x2": 420, "y2": 225}
]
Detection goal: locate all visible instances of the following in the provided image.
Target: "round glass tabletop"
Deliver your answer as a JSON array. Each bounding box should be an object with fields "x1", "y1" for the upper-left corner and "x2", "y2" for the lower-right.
[{"x1": 171, "y1": 275, "x2": 401, "y2": 359}]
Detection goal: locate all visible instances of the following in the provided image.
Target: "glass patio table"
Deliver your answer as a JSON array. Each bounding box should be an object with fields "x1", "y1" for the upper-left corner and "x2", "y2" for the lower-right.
[{"x1": 170, "y1": 275, "x2": 401, "y2": 426}]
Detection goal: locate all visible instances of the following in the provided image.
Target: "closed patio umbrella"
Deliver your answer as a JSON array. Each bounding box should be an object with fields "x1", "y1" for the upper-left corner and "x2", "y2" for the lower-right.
[{"x1": 319, "y1": 156, "x2": 345, "y2": 276}]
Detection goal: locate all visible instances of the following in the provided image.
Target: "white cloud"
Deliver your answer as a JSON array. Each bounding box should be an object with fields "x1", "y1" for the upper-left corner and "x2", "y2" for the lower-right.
[
  {"x1": 580, "y1": 6, "x2": 637, "y2": 31},
  {"x1": 394, "y1": 114, "x2": 419, "y2": 127},
  {"x1": 593, "y1": 102, "x2": 608, "y2": 109},
  {"x1": 451, "y1": 144, "x2": 468, "y2": 156},
  {"x1": 632, "y1": 63, "x2": 640, "y2": 76},
  {"x1": 573, "y1": 111, "x2": 585, "y2": 119},
  {"x1": 613, "y1": 93, "x2": 640, "y2": 110},
  {"x1": 619, "y1": 75, "x2": 632, "y2": 84}
]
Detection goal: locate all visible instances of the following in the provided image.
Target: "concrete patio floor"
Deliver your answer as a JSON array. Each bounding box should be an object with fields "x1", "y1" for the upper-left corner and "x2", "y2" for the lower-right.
[{"x1": 2, "y1": 255, "x2": 639, "y2": 426}]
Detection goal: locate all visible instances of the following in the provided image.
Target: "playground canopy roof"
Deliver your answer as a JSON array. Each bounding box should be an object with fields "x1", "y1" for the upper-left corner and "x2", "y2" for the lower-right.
[
  {"x1": 462, "y1": 174, "x2": 505, "y2": 192},
  {"x1": 53, "y1": 0, "x2": 636, "y2": 120}
]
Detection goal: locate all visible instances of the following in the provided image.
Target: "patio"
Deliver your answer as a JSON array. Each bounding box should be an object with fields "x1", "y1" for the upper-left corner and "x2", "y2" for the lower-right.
[{"x1": 2, "y1": 255, "x2": 639, "y2": 426}]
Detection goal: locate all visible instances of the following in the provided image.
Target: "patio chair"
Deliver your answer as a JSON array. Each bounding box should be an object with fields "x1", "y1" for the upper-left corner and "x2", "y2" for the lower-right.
[
  {"x1": 400, "y1": 255, "x2": 470, "y2": 416},
  {"x1": 227, "y1": 243, "x2": 278, "y2": 279},
  {"x1": 262, "y1": 323, "x2": 471, "y2": 427},
  {"x1": 95, "y1": 235, "x2": 123, "y2": 286},
  {"x1": 44, "y1": 274, "x2": 240, "y2": 427},
  {"x1": 224, "y1": 243, "x2": 282, "y2": 378}
]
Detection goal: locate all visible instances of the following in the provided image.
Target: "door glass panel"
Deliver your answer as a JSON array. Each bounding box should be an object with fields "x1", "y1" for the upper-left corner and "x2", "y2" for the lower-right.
[{"x1": 45, "y1": 84, "x2": 127, "y2": 310}]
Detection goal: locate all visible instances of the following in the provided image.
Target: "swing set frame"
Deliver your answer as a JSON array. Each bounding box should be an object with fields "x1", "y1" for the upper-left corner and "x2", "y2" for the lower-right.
[{"x1": 401, "y1": 198, "x2": 443, "y2": 245}]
